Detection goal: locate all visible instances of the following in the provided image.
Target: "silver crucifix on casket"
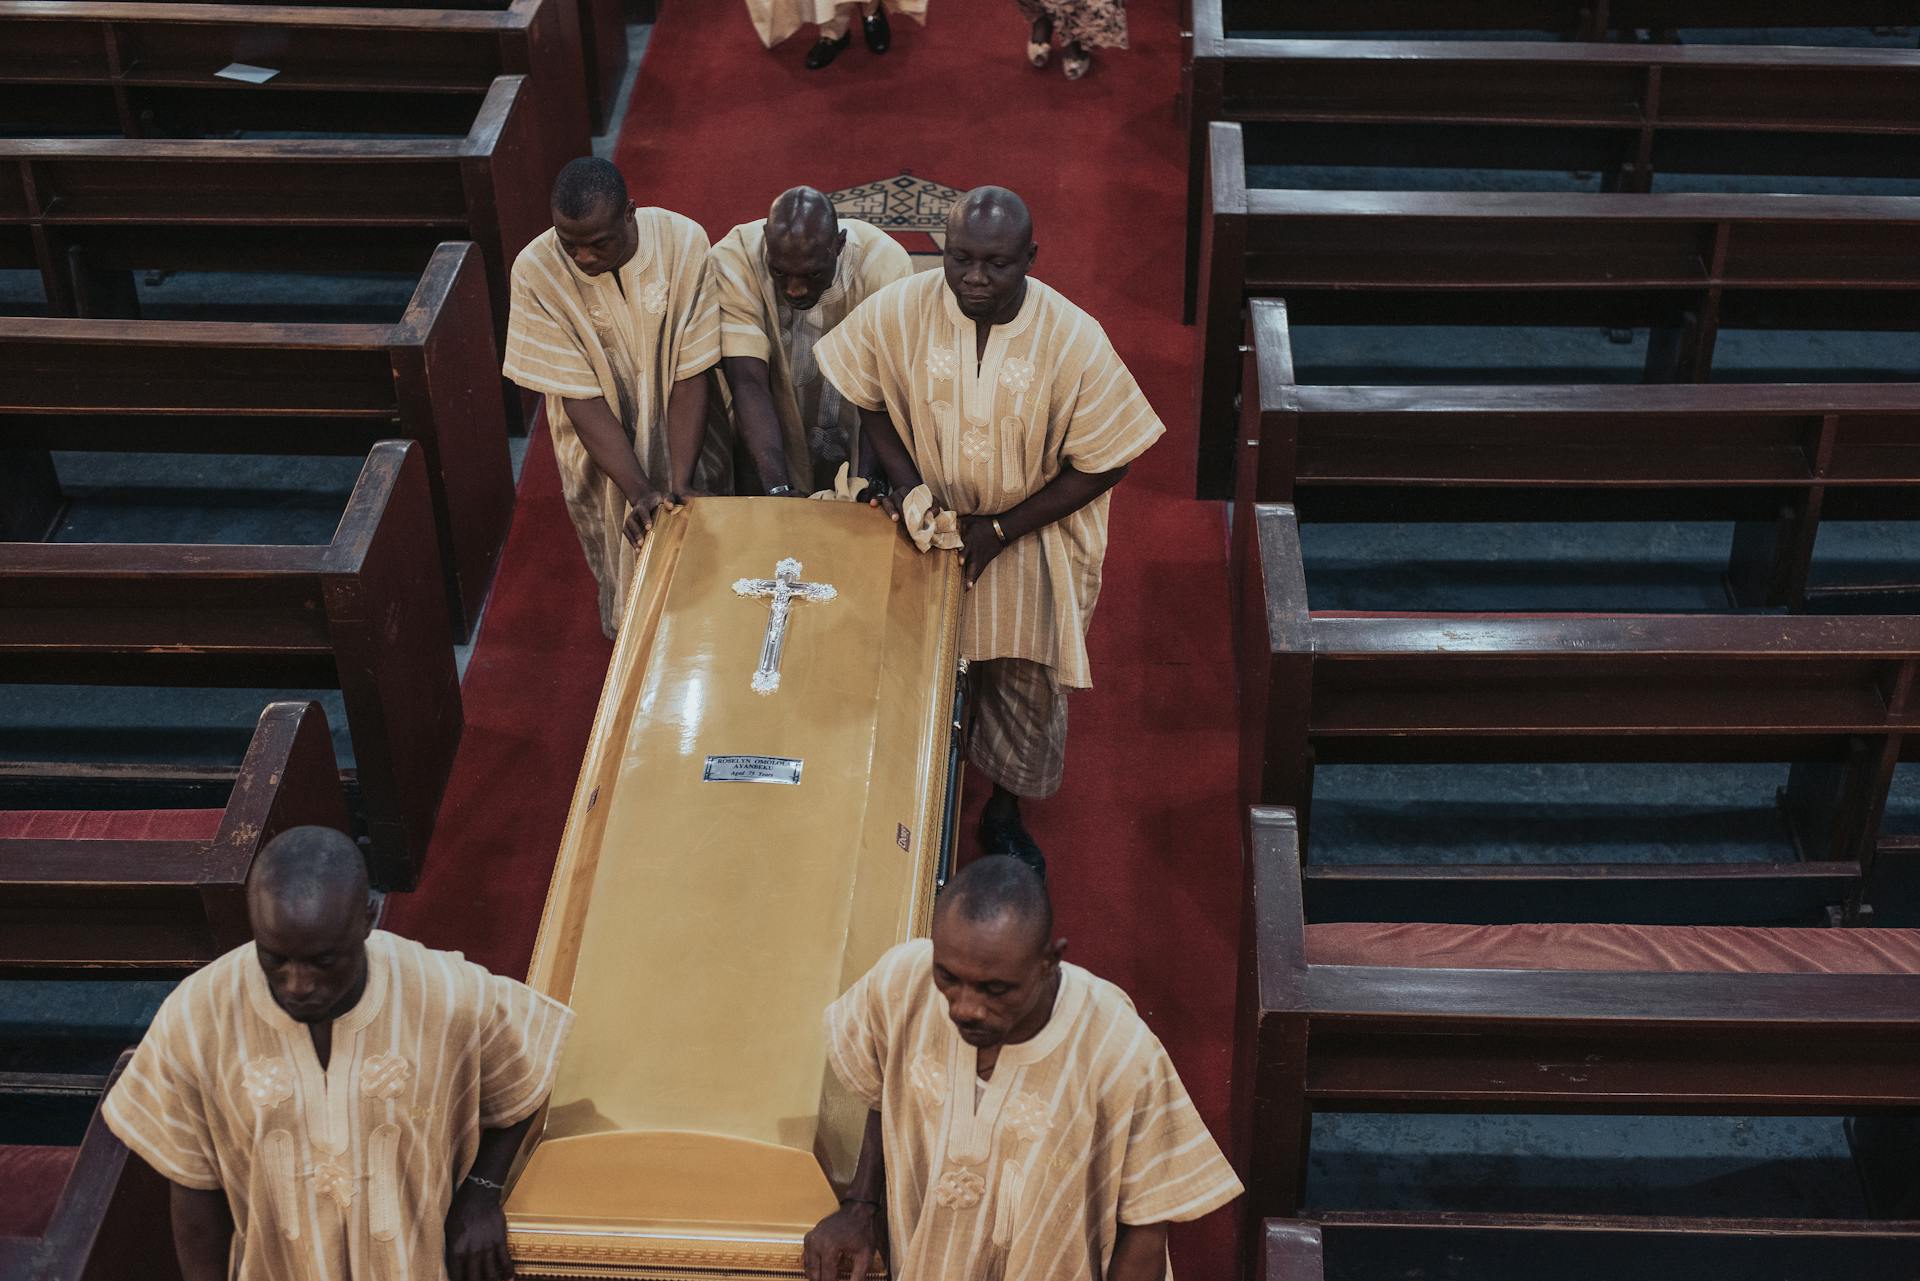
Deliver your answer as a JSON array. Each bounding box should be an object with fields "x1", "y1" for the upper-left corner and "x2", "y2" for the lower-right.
[{"x1": 732, "y1": 557, "x2": 837, "y2": 694}]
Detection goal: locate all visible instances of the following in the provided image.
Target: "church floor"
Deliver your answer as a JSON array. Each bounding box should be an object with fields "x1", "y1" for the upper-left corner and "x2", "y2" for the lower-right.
[{"x1": 2, "y1": 10, "x2": 1914, "y2": 1275}]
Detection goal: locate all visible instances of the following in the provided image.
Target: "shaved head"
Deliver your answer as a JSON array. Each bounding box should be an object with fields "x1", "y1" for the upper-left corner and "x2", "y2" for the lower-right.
[
  {"x1": 937, "y1": 853, "x2": 1054, "y2": 949},
  {"x1": 948, "y1": 186, "x2": 1033, "y2": 246},
  {"x1": 930, "y1": 855, "x2": 1065, "y2": 1050},
  {"x1": 247, "y1": 826, "x2": 375, "y2": 1024},
  {"x1": 943, "y1": 186, "x2": 1037, "y2": 323},
  {"x1": 765, "y1": 186, "x2": 846, "y2": 311}
]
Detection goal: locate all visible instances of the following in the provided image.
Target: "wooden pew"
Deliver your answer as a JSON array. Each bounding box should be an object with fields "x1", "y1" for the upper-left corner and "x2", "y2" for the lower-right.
[
  {"x1": 1182, "y1": 38, "x2": 1920, "y2": 317},
  {"x1": 0, "y1": 439, "x2": 461, "y2": 890},
  {"x1": 1198, "y1": 0, "x2": 1920, "y2": 41},
  {"x1": 1236, "y1": 504, "x2": 1920, "y2": 925},
  {"x1": 0, "y1": 699, "x2": 346, "y2": 979},
  {"x1": 0, "y1": 1051, "x2": 180, "y2": 1281},
  {"x1": 1230, "y1": 299, "x2": 1920, "y2": 613},
  {"x1": 0, "y1": 240, "x2": 514, "y2": 640},
  {"x1": 0, "y1": 73, "x2": 547, "y2": 347},
  {"x1": 0, "y1": 0, "x2": 587, "y2": 190},
  {"x1": 1233, "y1": 805, "x2": 1920, "y2": 1232},
  {"x1": 1251, "y1": 1214, "x2": 1920, "y2": 1281},
  {"x1": 1195, "y1": 122, "x2": 1920, "y2": 496},
  {"x1": 95, "y1": 0, "x2": 625, "y2": 131}
]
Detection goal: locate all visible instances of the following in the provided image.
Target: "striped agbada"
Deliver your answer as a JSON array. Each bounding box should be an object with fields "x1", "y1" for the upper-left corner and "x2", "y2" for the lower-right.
[
  {"x1": 102, "y1": 930, "x2": 574, "y2": 1281},
  {"x1": 708, "y1": 216, "x2": 911, "y2": 492},
  {"x1": 502, "y1": 208, "x2": 724, "y2": 637},
  {"x1": 823, "y1": 939, "x2": 1242, "y2": 1281},
  {"x1": 815, "y1": 269, "x2": 1163, "y2": 793}
]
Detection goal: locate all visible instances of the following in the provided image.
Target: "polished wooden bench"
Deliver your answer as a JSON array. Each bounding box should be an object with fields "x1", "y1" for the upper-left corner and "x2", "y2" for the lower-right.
[
  {"x1": 0, "y1": 240, "x2": 513, "y2": 640},
  {"x1": 1232, "y1": 806, "x2": 1920, "y2": 1230},
  {"x1": 1182, "y1": 38, "x2": 1920, "y2": 317},
  {"x1": 1236, "y1": 504, "x2": 1920, "y2": 924},
  {"x1": 1250, "y1": 1214, "x2": 1920, "y2": 1281},
  {"x1": 0, "y1": 439, "x2": 461, "y2": 889},
  {"x1": 0, "y1": 699, "x2": 346, "y2": 979},
  {"x1": 0, "y1": 0, "x2": 587, "y2": 188},
  {"x1": 94, "y1": 0, "x2": 623, "y2": 130},
  {"x1": 0, "y1": 73, "x2": 547, "y2": 346},
  {"x1": 1195, "y1": 122, "x2": 1920, "y2": 495},
  {"x1": 0, "y1": 1050, "x2": 179, "y2": 1281},
  {"x1": 1229, "y1": 299, "x2": 1920, "y2": 613}
]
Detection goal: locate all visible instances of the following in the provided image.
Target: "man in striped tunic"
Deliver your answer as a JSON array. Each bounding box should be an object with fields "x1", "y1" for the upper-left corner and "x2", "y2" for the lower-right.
[
  {"x1": 803, "y1": 856, "x2": 1241, "y2": 1281},
  {"x1": 101, "y1": 825, "x2": 574, "y2": 1281},
  {"x1": 816, "y1": 186, "x2": 1164, "y2": 875},
  {"x1": 502, "y1": 157, "x2": 725, "y2": 637},
  {"x1": 708, "y1": 186, "x2": 911, "y2": 496}
]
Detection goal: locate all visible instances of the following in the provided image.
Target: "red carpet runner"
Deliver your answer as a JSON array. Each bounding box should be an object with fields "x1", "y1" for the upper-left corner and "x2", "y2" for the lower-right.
[{"x1": 391, "y1": 2, "x2": 1244, "y2": 1270}]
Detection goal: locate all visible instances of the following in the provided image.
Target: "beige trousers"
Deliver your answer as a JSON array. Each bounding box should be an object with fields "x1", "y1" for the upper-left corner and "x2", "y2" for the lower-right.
[
  {"x1": 968, "y1": 658, "x2": 1068, "y2": 799},
  {"x1": 818, "y1": 0, "x2": 878, "y2": 36}
]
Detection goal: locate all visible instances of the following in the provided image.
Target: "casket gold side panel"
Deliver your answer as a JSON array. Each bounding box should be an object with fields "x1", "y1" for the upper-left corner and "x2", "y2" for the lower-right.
[{"x1": 507, "y1": 499, "x2": 961, "y2": 1277}]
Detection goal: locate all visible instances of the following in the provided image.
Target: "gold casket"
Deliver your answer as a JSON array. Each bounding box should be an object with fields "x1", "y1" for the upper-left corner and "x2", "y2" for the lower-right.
[{"x1": 506, "y1": 497, "x2": 964, "y2": 1278}]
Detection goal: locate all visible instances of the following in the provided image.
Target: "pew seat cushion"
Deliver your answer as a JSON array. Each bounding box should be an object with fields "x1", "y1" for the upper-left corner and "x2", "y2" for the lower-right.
[
  {"x1": 0, "y1": 1143, "x2": 78, "y2": 1238},
  {"x1": 1306, "y1": 922, "x2": 1920, "y2": 975},
  {"x1": 0, "y1": 809, "x2": 224, "y2": 841}
]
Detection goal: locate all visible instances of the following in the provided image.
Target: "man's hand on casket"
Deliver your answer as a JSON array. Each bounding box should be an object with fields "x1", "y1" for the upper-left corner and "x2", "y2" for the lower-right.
[
  {"x1": 623, "y1": 488, "x2": 672, "y2": 545},
  {"x1": 802, "y1": 1200, "x2": 881, "y2": 1280},
  {"x1": 958, "y1": 515, "x2": 1005, "y2": 587},
  {"x1": 444, "y1": 1180, "x2": 515, "y2": 1281}
]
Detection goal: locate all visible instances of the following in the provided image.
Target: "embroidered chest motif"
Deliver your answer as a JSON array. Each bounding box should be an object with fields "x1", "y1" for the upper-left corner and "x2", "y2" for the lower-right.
[
  {"x1": 1002, "y1": 1089, "x2": 1052, "y2": 1143},
  {"x1": 998, "y1": 357, "x2": 1035, "y2": 395},
  {"x1": 312, "y1": 1155, "x2": 356, "y2": 1210},
  {"x1": 586, "y1": 302, "x2": 615, "y2": 335},
  {"x1": 360, "y1": 1054, "x2": 412, "y2": 1100},
  {"x1": 927, "y1": 345, "x2": 959, "y2": 382},
  {"x1": 934, "y1": 1166, "x2": 986, "y2": 1210},
  {"x1": 961, "y1": 421, "x2": 994, "y2": 464},
  {"x1": 640, "y1": 280, "x2": 670, "y2": 316},
  {"x1": 240, "y1": 1057, "x2": 295, "y2": 1110},
  {"x1": 909, "y1": 1052, "x2": 948, "y2": 1107}
]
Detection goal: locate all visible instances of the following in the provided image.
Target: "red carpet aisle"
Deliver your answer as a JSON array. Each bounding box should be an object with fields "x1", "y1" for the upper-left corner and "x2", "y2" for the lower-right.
[
  {"x1": 616, "y1": 4, "x2": 1244, "y2": 1271},
  {"x1": 383, "y1": 422, "x2": 613, "y2": 976},
  {"x1": 390, "y1": 2, "x2": 1244, "y2": 1272}
]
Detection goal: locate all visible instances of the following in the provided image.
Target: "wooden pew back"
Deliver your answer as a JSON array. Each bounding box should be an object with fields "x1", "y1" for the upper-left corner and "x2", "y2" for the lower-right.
[
  {"x1": 0, "y1": 699, "x2": 346, "y2": 978},
  {"x1": 0, "y1": 0, "x2": 588, "y2": 185},
  {"x1": 0, "y1": 240, "x2": 513, "y2": 639},
  {"x1": 0, "y1": 1050, "x2": 180, "y2": 1281},
  {"x1": 0, "y1": 74, "x2": 545, "y2": 344},
  {"x1": 0, "y1": 439, "x2": 460, "y2": 889},
  {"x1": 1238, "y1": 504, "x2": 1920, "y2": 922},
  {"x1": 1234, "y1": 806, "x2": 1920, "y2": 1224},
  {"x1": 1230, "y1": 298, "x2": 1920, "y2": 611},
  {"x1": 1195, "y1": 121, "x2": 1920, "y2": 494}
]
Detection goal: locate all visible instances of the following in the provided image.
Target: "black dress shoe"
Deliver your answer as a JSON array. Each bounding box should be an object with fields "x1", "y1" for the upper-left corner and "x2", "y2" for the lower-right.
[
  {"x1": 863, "y1": 7, "x2": 891, "y2": 53},
  {"x1": 979, "y1": 811, "x2": 1046, "y2": 880},
  {"x1": 805, "y1": 33, "x2": 850, "y2": 69}
]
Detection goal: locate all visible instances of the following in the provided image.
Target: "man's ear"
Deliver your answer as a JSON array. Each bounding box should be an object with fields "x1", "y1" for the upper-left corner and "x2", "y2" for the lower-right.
[
  {"x1": 626, "y1": 197, "x2": 639, "y2": 218},
  {"x1": 1027, "y1": 242, "x2": 1039, "y2": 269},
  {"x1": 1046, "y1": 936, "x2": 1068, "y2": 967},
  {"x1": 836, "y1": 229, "x2": 849, "y2": 254},
  {"x1": 360, "y1": 893, "x2": 377, "y2": 939}
]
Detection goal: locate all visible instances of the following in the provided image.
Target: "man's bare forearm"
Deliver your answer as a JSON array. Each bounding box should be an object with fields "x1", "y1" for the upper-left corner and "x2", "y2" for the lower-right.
[
  {"x1": 723, "y1": 356, "x2": 795, "y2": 493},
  {"x1": 170, "y1": 1183, "x2": 234, "y2": 1281},
  {"x1": 1105, "y1": 1221, "x2": 1170, "y2": 1281},
  {"x1": 667, "y1": 371, "x2": 712, "y2": 495},
  {"x1": 856, "y1": 407, "x2": 922, "y2": 495},
  {"x1": 467, "y1": 1111, "x2": 539, "y2": 1188},
  {"x1": 997, "y1": 462, "x2": 1128, "y2": 540},
  {"x1": 561, "y1": 395, "x2": 657, "y2": 505},
  {"x1": 845, "y1": 1108, "x2": 885, "y2": 1207}
]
